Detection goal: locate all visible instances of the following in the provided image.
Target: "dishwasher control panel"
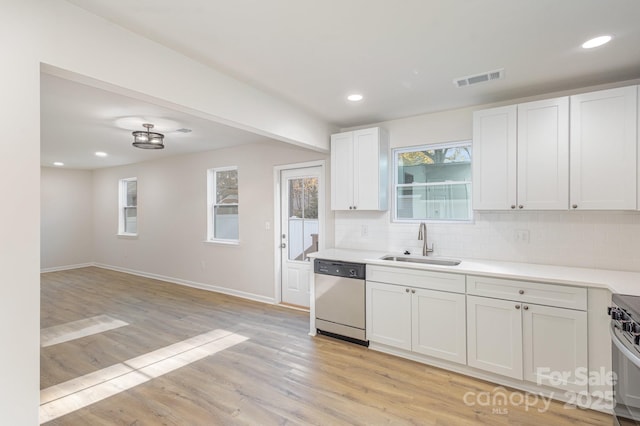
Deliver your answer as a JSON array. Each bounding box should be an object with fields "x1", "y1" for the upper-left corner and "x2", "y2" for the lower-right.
[{"x1": 314, "y1": 259, "x2": 366, "y2": 280}]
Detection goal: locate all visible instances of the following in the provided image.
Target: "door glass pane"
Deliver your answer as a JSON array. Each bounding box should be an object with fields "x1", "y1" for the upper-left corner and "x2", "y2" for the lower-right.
[{"x1": 287, "y1": 177, "x2": 319, "y2": 261}]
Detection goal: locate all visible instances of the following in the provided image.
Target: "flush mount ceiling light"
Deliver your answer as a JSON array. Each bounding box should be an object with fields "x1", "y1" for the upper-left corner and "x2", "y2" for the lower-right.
[
  {"x1": 582, "y1": 35, "x2": 612, "y2": 49},
  {"x1": 347, "y1": 94, "x2": 364, "y2": 102},
  {"x1": 132, "y1": 123, "x2": 165, "y2": 149},
  {"x1": 53, "y1": 162, "x2": 64, "y2": 166},
  {"x1": 95, "y1": 151, "x2": 108, "y2": 157}
]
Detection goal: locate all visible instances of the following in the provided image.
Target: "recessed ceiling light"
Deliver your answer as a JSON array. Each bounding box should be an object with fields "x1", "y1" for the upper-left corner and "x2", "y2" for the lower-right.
[
  {"x1": 347, "y1": 94, "x2": 363, "y2": 102},
  {"x1": 95, "y1": 151, "x2": 108, "y2": 157},
  {"x1": 582, "y1": 35, "x2": 612, "y2": 49},
  {"x1": 53, "y1": 162, "x2": 64, "y2": 166}
]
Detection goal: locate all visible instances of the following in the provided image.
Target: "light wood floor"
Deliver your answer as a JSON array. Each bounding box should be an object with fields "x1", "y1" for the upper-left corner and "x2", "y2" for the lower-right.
[{"x1": 41, "y1": 267, "x2": 611, "y2": 425}]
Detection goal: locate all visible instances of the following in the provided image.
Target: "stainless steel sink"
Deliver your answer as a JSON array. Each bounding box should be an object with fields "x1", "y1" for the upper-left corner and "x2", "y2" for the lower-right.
[{"x1": 379, "y1": 255, "x2": 461, "y2": 266}]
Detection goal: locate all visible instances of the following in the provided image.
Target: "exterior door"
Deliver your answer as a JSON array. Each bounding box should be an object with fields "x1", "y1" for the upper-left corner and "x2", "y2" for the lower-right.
[{"x1": 280, "y1": 167, "x2": 321, "y2": 308}]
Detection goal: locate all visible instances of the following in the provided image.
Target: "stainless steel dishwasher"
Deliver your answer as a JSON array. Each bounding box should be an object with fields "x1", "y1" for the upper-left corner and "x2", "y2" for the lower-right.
[{"x1": 314, "y1": 259, "x2": 368, "y2": 345}]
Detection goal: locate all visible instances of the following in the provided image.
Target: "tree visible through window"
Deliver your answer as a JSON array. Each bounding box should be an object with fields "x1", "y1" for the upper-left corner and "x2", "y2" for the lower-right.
[{"x1": 394, "y1": 141, "x2": 472, "y2": 221}]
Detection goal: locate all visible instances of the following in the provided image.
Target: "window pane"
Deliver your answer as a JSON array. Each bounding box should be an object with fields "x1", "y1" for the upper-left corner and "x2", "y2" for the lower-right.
[
  {"x1": 397, "y1": 147, "x2": 471, "y2": 184},
  {"x1": 214, "y1": 205, "x2": 239, "y2": 240},
  {"x1": 126, "y1": 180, "x2": 137, "y2": 206},
  {"x1": 216, "y1": 170, "x2": 238, "y2": 204},
  {"x1": 124, "y1": 207, "x2": 137, "y2": 233},
  {"x1": 397, "y1": 183, "x2": 471, "y2": 220}
]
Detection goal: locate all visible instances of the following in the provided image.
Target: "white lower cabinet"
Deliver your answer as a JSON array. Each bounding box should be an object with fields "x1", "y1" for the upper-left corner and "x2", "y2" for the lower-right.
[
  {"x1": 365, "y1": 266, "x2": 592, "y2": 397},
  {"x1": 412, "y1": 288, "x2": 466, "y2": 364},
  {"x1": 467, "y1": 294, "x2": 588, "y2": 393},
  {"x1": 367, "y1": 275, "x2": 466, "y2": 365},
  {"x1": 467, "y1": 295, "x2": 523, "y2": 379},
  {"x1": 366, "y1": 281, "x2": 412, "y2": 350}
]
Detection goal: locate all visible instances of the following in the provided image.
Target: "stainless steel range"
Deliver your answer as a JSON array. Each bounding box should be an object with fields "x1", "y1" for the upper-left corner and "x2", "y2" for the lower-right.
[{"x1": 609, "y1": 294, "x2": 640, "y2": 425}]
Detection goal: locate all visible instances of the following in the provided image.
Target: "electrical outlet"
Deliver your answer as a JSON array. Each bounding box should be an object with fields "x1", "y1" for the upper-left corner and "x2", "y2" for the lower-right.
[
  {"x1": 514, "y1": 229, "x2": 530, "y2": 243},
  {"x1": 361, "y1": 224, "x2": 369, "y2": 237},
  {"x1": 265, "y1": 221, "x2": 271, "y2": 230}
]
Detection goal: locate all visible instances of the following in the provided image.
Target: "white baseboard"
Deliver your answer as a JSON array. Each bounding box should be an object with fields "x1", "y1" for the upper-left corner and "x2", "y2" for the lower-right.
[
  {"x1": 40, "y1": 263, "x2": 95, "y2": 273},
  {"x1": 93, "y1": 263, "x2": 276, "y2": 305}
]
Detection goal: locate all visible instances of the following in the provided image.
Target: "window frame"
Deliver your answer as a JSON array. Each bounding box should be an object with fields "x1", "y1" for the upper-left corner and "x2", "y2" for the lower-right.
[
  {"x1": 118, "y1": 177, "x2": 138, "y2": 236},
  {"x1": 392, "y1": 140, "x2": 473, "y2": 224},
  {"x1": 207, "y1": 166, "x2": 239, "y2": 244}
]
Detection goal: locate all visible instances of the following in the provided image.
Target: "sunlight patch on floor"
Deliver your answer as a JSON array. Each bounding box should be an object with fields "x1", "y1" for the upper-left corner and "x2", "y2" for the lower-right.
[{"x1": 39, "y1": 329, "x2": 248, "y2": 424}]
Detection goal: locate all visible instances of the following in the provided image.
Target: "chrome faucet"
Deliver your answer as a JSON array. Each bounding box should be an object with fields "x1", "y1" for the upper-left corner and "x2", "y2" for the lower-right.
[{"x1": 418, "y1": 222, "x2": 433, "y2": 256}]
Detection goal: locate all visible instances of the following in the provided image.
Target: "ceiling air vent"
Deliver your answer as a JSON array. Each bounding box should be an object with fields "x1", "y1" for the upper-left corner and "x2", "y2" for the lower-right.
[{"x1": 454, "y1": 68, "x2": 504, "y2": 88}]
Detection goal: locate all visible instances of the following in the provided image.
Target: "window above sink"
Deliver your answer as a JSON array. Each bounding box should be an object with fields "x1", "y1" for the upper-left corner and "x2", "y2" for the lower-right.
[{"x1": 393, "y1": 140, "x2": 472, "y2": 223}]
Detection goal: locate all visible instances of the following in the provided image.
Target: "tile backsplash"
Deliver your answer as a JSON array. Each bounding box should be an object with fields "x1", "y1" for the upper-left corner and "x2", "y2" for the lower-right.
[{"x1": 334, "y1": 210, "x2": 640, "y2": 272}]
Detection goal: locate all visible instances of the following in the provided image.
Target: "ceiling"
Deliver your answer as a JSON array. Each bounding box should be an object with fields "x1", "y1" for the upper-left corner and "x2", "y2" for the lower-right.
[
  {"x1": 41, "y1": 73, "x2": 274, "y2": 169},
  {"x1": 45, "y1": 0, "x2": 640, "y2": 169}
]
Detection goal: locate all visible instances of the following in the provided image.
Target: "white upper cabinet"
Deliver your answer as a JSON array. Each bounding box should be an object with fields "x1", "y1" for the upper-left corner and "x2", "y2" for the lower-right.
[
  {"x1": 472, "y1": 105, "x2": 517, "y2": 210},
  {"x1": 472, "y1": 98, "x2": 569, "y2": 210},
  {"x1": 474, "y1": 85, "x2": 639, "y2": 211},
  {"x1": 331, "y1": 127, "x2": 389, "y2": 211},
  {"x1": 570, "y1": 86, "x2": 638, "y2": 210},
  {"x1": 517, "y1": 97, "x2": 569, "y2": 210}
]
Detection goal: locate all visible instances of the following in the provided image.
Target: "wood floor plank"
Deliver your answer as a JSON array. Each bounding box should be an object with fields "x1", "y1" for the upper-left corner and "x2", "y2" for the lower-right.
[{"x1": 41, "y1": 267, "x2": 612, "y2": 425}]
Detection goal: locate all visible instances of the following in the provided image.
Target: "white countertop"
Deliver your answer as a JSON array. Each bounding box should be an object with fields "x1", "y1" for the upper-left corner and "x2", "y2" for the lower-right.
[{"x1": 309, "y1": 248, "x2": 640, "y2": 296}]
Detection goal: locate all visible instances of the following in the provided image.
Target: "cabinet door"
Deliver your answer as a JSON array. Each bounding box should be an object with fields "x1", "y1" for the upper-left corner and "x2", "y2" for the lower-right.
[
  {"x1": 467, "y1": 295, "x2": 523, "y2": 379},
  {"x1": 523, "y1": 304, "x2": 587, "y2": 393},
  {"x1": 570, "y1": 86, "x2": 638, "y2": 210},
  {"x1": 353, "y1": 128, "x2": 386, "y2": 210},
  {"x1": 517, "y1": 97, "x2": 569, "y2": 210},
  {"x1": 330, "y1": 132, "x2": 354, "y2": 210},
  {"x1": 472, "y1": 105, "x2": 517, "y2": 210},
  {"x1": 366, "y1": 281, "x2": 411, "y2": 350},
  {"x1": 412, "y1": 289, "x2": 466, "y2": 364}
]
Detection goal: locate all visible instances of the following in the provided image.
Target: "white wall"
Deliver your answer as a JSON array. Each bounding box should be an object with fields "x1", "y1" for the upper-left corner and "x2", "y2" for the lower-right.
[
  {"x1": 92, "y1": 140, "x2": 331, "y2": 301},
  {"x1": 41, "y1": 167, "x2": 93, "y2": 270},
  {"x1": 335, "y1": 92, "x2": 640, "y2": 273},
  {"x1": 1, "y1": 1, "x2": 332, "y2": 422}
]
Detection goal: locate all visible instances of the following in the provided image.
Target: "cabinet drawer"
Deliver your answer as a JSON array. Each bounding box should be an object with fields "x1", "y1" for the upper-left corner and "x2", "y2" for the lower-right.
[
  {"x1": 367, "y1": 265, "x2": 465, "y2": 293},
  {"x1": 466, "y1": 275, "x2": 587, "y2": 310}
]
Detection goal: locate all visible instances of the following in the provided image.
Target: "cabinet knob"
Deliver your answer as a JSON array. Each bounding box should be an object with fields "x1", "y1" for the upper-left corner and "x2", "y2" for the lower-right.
[
  {"x1": 349, "y1": 206, "x2": 353, "y2": 210},
  {"x1": 353, "y1": 206, "x2": 357, "y2": 210},
  {"x1": 411, "y1": 289, "x2": 416, "y2": 294},
  {"x1": 572, "y1": 204, "x2": 578, "y2": 209},
  {"x1": 405, "y1": 288, "x2": 410, "y2": 293},
  {"x1": 518, "y1": 205, "x2": 524, "y2": 209},
  {"x1": 510, "y1": 205, "x2": 516, "y2": 209},
  {"x1": 515, "y1": 304, "x2": 521, "y2": 309},
  {"x1": 523, "y1": 305, "x2": 529, "y2": 310},
  {"x1": 519, "y1": 289, "x2": 524, "y2": 295}
]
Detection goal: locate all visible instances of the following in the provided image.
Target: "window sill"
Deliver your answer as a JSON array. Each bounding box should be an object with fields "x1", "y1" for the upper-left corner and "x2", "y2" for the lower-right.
[
  {"x1": 202, "y1": 239, "x2": 240, "y2": 247},
  {"x1": 117, "y1": 233, "x2": 138, "y2": 239}
]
